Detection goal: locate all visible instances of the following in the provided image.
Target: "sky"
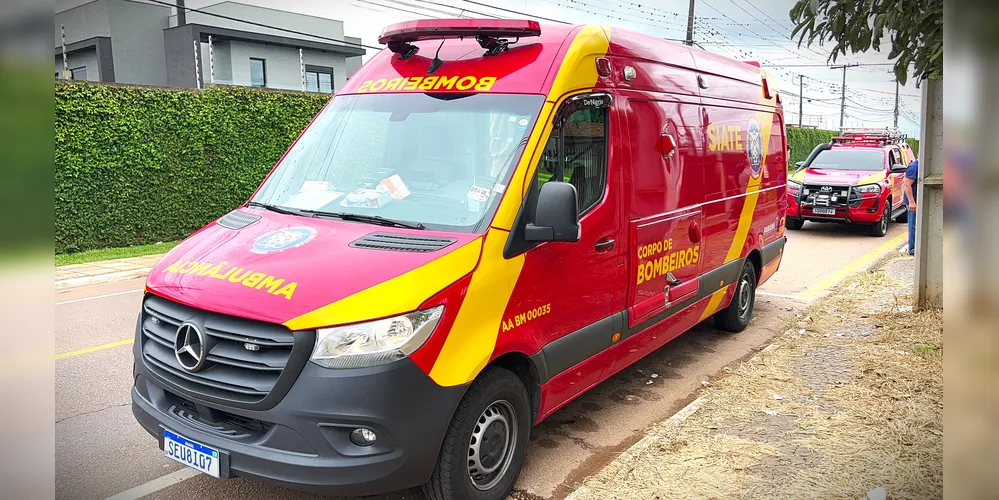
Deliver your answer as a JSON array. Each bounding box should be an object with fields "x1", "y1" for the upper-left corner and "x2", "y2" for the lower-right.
[{"x1": 58, "y1": 0, "x2": 924, "y2": 136}]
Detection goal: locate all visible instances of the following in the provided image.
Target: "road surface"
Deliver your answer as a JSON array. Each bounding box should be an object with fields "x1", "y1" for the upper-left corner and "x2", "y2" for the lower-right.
[{"x1": 55, "y1": 222, "x2": 905, "y2": 500}]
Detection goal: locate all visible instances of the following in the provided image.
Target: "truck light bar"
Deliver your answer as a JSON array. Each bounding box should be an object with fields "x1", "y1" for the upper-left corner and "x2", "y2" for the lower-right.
[
  {"x1": 833, "y1": 127, "x2": 907, "y2": 146},
  {"x1": 378, "y1": 19, "x2": 542, "y2": 58}
]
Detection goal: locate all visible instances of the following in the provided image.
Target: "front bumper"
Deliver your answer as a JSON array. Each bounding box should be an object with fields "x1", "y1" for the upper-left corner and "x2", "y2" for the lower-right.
[
  {"x1": 132, "y1": 321, "x2": 467, "y2": 496},
  {"x1": 787, "y1": 194, "x2": 882, "y2": 224}
]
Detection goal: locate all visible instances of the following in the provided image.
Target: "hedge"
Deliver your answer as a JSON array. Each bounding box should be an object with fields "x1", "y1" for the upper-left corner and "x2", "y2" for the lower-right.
[
  {"x1": 55, "y1": 82, "x2": 919, "y2": 253},
  {"x1": 56, "y1": 83, "x2": 330, "y2": 254}
]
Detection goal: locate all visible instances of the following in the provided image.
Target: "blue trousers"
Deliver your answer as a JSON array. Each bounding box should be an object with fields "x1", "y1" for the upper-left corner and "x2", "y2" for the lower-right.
[{"x1": 907, "y1": 208, "x2": 916, "y2": 255}]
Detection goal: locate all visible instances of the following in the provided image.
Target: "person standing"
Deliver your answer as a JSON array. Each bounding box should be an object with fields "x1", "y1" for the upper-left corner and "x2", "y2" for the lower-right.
[{"x1": 903, "y1": 158, "x2": 919, "y2": 256}]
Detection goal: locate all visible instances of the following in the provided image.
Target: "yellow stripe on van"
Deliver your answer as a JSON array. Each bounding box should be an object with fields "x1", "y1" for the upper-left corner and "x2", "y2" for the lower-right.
[
  {"x1": 432, "y1": 25, "x2": 613, "y2": 385},
  {"x1": 283, "y1": 240, "x2": 482, "y2": 331},
  {"x1": 699, "y1": 68, "x2": 778, "y2": 321},
  {"x1": 493, "y1": 24, "x2": 611, "y2": 231},
  {"x1": 429, "y1": 229, "x2": 524, "y2": 387}
]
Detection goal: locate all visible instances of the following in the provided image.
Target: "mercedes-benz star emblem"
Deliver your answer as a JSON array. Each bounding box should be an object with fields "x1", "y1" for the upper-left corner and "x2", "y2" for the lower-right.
[{"x1": 174, "y1": 322, "x2": 207, "y2": 372}]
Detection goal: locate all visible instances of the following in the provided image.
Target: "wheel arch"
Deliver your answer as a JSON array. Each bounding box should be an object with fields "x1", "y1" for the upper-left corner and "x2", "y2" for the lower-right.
[{"x1": 488, "y1": 352, "x2": 543, "y2": 424}]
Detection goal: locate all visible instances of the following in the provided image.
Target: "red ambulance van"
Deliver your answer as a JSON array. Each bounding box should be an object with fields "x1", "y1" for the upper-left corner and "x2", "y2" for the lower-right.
[{"x1": 131, "y1": 19, "x2": 787, "y2": 500}]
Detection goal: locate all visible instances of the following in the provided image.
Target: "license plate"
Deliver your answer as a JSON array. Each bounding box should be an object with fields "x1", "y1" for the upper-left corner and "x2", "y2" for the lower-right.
[
  {"x1": 164, "y1": 429, "x2": 220, "y2": 478},
  {"x1": 813, "y1": 207, "x2": 836, "y2": 215}
]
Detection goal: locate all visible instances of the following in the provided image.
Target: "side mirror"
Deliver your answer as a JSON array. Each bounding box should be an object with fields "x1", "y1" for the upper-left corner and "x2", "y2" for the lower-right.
[
  {"x1": 525, "y1": 182, "x2": 580, "y2": 243},
  {"x1": 795, "y1": 161, "x2": 805, "y2": 169},
  {"x1": 890, "y1": 163, "x2": 907, "y2": 173}
]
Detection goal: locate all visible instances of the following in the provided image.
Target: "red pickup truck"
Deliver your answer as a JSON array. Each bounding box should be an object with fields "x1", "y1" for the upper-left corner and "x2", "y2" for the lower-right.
[{"x1": 786, "y1": 128, "x2": 916, "y2": 237}]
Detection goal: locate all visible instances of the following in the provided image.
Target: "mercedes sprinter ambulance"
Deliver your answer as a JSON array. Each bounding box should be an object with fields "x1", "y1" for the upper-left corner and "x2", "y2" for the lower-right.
[{"x1": 131, "y1": 19, "x2": 788, "y2": 500}]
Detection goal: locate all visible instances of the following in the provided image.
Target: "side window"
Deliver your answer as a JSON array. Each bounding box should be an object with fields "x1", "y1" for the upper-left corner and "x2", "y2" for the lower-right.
[{"x1": 537, "y1": 107, "x2": 608, "y2": 214}]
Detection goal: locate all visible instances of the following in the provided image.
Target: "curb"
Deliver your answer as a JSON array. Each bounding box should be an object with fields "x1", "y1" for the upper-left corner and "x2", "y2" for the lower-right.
[
  {"x1": 55, "y1": 267, "x2": 152, "y2": 290},
  {"x1": 565, "y1": 396, "x2": 709, "y2": 500}
]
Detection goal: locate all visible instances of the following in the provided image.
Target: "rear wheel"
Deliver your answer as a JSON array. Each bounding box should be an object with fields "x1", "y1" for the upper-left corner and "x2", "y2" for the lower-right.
[
  {"x1": 714, "y1": 260, "x2": 757, "y2": 333},
  {"x1": 423, "y1": 367, "x2": 531, "y2": 500},
  {"x1": 868, "y1": 203, "x2": 889, "y2": 237},
  {"x1": 785, "y1": 217, "x2": 804, "y2": 230}
]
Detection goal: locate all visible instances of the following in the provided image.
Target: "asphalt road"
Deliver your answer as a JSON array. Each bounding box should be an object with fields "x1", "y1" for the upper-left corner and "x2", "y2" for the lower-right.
[{"x1": 55, "y1": 221, "x2": 906, "y2": 500}]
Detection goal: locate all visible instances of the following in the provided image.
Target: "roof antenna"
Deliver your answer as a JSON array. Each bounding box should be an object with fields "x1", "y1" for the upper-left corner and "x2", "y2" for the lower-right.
[{"x1": 427, "y1": 39, "x2": 445, "y2": 75}]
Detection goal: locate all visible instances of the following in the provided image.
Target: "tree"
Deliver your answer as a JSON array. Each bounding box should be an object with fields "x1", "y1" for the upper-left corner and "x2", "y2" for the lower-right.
[{"x1": 789, "y1": 0, "x2": 942, "y2": 85}]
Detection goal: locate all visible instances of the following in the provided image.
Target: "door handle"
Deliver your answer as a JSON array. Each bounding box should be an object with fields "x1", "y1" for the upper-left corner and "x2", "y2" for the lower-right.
[
  {"x1": 595, "y1": 239, "x2": 615, "y2": 252},
  {"x1": 665, "y1": 272, "x2": 682, "y2": 286}
]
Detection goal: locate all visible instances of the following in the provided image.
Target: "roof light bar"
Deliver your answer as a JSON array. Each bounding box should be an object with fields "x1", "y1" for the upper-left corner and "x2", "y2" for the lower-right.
[{"x1": 378, "y1": 19, "x2": 541, "y2": 59}]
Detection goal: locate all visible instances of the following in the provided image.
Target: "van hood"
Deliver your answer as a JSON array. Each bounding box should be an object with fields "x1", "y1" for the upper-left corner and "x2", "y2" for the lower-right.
[
  {"x1": 790, "y1": 167, "x2": 885, "y2": 186},
  {"x1": 145, "y1": 208, "x2": 482, "y2": 329}
]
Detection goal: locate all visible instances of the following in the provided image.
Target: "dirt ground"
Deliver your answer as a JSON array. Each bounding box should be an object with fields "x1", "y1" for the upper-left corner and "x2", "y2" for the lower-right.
[{"x1": 568, "y1": 256, "x2": 943, "y2": 500}]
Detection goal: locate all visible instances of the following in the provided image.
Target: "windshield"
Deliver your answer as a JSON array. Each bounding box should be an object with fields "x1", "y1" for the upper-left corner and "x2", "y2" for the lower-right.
[
  {"x1": 809, "y1": 148, "x2": 885, "y2": 171},
  {"x1": 251, "y1": 93, "x2": 545, "y2": 233}
]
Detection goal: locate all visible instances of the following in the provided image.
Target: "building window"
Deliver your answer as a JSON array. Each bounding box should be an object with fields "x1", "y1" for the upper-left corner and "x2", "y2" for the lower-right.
[
  {"x1": 249, "y1": 58, "x2": 266, "y2": 87},
  {"x1": 537, "y1": 106, "x2": 608, "y2": 214},
  {"x1": 305, "y1": 65, "x2": 333, "y2": 93},
  {"x1": 71, "y1": 66, "x2": 88, "y2": 81}
]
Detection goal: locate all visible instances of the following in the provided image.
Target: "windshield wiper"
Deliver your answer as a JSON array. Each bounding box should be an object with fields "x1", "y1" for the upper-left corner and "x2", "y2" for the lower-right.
[
  {"x1": 246, "y1": 201, "x2": 304, "y2": 217},
  {"x1": 300, "y1": 210, "x2": 426, "y2": 230}
]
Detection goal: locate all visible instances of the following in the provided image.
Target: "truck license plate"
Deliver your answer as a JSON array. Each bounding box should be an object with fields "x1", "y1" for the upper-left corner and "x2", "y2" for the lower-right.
[
  {"x1": 164, "y1": 429, "x2": 221, "y2": 478},
  {"x1": 813, "y1": 207, "x2": 836, "y2": 215}
]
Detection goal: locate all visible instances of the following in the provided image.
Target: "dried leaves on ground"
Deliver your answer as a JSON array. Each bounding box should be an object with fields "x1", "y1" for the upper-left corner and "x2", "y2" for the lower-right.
[{"x1": 573, "y1": 263, "x2": 943, "y2": 500}]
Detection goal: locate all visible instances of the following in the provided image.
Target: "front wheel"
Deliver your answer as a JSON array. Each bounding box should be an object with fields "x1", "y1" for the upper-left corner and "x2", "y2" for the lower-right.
[
  {"x1": 785, "y1": 217, "x2": 804, "y2": 230},
  {"x1": 423, "y1": 367, "x2": 531, "y2": 500},
  {"x1": 713, "y1": 260, "x2": 757, "y2": 333},
  {"x1": 868, "y1": 204, "x2": 889, "y2": 237}
]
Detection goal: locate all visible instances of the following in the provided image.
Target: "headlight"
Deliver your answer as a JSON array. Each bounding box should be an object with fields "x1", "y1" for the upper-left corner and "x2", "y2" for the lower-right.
[
  {"x1": 787, "y1": 180, "x2": 802, "y2": 192},
  {"x1": 853, "y1": 183, "x2": 881, "y2": 194},
  {"x1": 310, "y1": 306, "x2": 443, "y2": 369}
]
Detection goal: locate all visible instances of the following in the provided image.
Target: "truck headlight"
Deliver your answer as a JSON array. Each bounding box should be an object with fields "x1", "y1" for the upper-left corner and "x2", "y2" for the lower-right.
[
  {"x1": 310, "y1": 306, "x2": 443, "y2": 369},
  {"x1": 853, "y1": 183, "x2": 881, "y2": 195},
  {"x1": 787, "y1": 180, "x2": 802, "y2": 194}
]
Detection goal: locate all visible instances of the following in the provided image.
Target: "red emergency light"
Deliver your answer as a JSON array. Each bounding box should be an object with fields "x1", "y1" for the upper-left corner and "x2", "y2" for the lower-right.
[{"x1": 378, "y1": 19, "x2": 542, "y2": 58}]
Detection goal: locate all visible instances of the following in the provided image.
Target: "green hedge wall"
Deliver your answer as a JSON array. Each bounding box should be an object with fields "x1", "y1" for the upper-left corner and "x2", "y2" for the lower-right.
[{"x1": 55, "y1": 83, "x2": 330, "y2": 254}]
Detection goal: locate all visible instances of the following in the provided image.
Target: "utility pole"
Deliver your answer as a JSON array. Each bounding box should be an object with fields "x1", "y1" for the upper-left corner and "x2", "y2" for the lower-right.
[
  {"x1": 831, "y1": 63, "x2": 858, "y2": 129},
  {"x1": 893, "y1": 78, "x2": 900, "y2": 128},
  {"x1": 684, "y1": 0, "x2": 695, "y2": 46},
  {"x1": 798, "y1": 75, "x2": 804, "y2": 128}
]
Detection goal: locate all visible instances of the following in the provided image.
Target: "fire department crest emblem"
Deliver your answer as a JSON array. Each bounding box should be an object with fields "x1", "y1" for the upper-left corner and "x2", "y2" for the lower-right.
[
  {"x1": 747, "y1": 118, "x2": 764, "y2": 178},
  {"x1": 252, "y1": 226, "x2": 317, "y2": 254}
]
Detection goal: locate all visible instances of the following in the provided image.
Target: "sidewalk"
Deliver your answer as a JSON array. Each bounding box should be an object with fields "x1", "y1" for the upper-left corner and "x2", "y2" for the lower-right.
[
  {"x1": 568, "y1": 255, "x2": 943, "y2": 499},
  {"x1": 56, "y1": 254, "x2": 166, "y2": 289}
]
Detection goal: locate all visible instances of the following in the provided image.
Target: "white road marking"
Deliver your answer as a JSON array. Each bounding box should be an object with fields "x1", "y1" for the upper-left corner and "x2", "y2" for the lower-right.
[
  {"x1": 757, "y1": 291, "x2": 811, "y2": 302},
  {"x1": 104, "y1": 468, "x2": 201, "y2": 500},
  {"x1": 56, "y1": 289, "x2": 142, "y2": 306}
]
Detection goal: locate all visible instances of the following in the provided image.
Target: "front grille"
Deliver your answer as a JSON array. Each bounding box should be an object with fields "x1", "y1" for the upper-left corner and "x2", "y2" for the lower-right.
[
  {"x1": 800, "y1": 184, "x2": 857, "y2": 208},
  {"x1": 165, "y1": 391, "x2": 273, "y2": 439},
  {"x1": 140, "y1": 294, "x2": 310, "y2": 408}
]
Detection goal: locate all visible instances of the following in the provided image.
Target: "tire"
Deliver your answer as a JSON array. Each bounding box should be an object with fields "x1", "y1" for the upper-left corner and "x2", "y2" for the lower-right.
[
  {"x1": 713, "y1": 259, "x2": 757, "y2": 333},
  {"x1": 423, "y1": 367, "x2": 531, "y2": 500},
  {"x1": 785, "y1": 217, "x2": 804, "y2": 231},
  {"x1": 868, "y1": 203, "x2": 889, "y2": 237}
]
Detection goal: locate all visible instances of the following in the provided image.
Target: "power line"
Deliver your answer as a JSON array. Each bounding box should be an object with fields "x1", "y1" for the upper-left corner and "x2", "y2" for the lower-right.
[
  {"x1": 357, "y1": 0, "x2": 443, "y2": 19},
  {"x1": 458, "y1": 0, "x2": 570, "y2": 24},
  {"x1": 140, "y1": 0, "x2": 380, "y2": 51},
  {"x1": 538, "y1": 0, "x2": 687, "y2": 37},
  {"x1": 414, "y1": 0, "x2": 500, "y2": 18},
  {"x1": 740, "y1": 0, "x2": 796, "y2": 31}
]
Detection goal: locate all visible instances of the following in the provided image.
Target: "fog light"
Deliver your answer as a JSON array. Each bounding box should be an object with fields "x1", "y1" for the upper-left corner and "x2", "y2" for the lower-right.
[{"x1": 350, "y1": 428, "x2": 377, "y2": 446}]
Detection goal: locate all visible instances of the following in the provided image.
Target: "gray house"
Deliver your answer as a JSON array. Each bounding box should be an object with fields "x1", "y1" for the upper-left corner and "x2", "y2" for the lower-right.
[{"x1": 55, "y1": 0, "x2": 365, "y2": 93}]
